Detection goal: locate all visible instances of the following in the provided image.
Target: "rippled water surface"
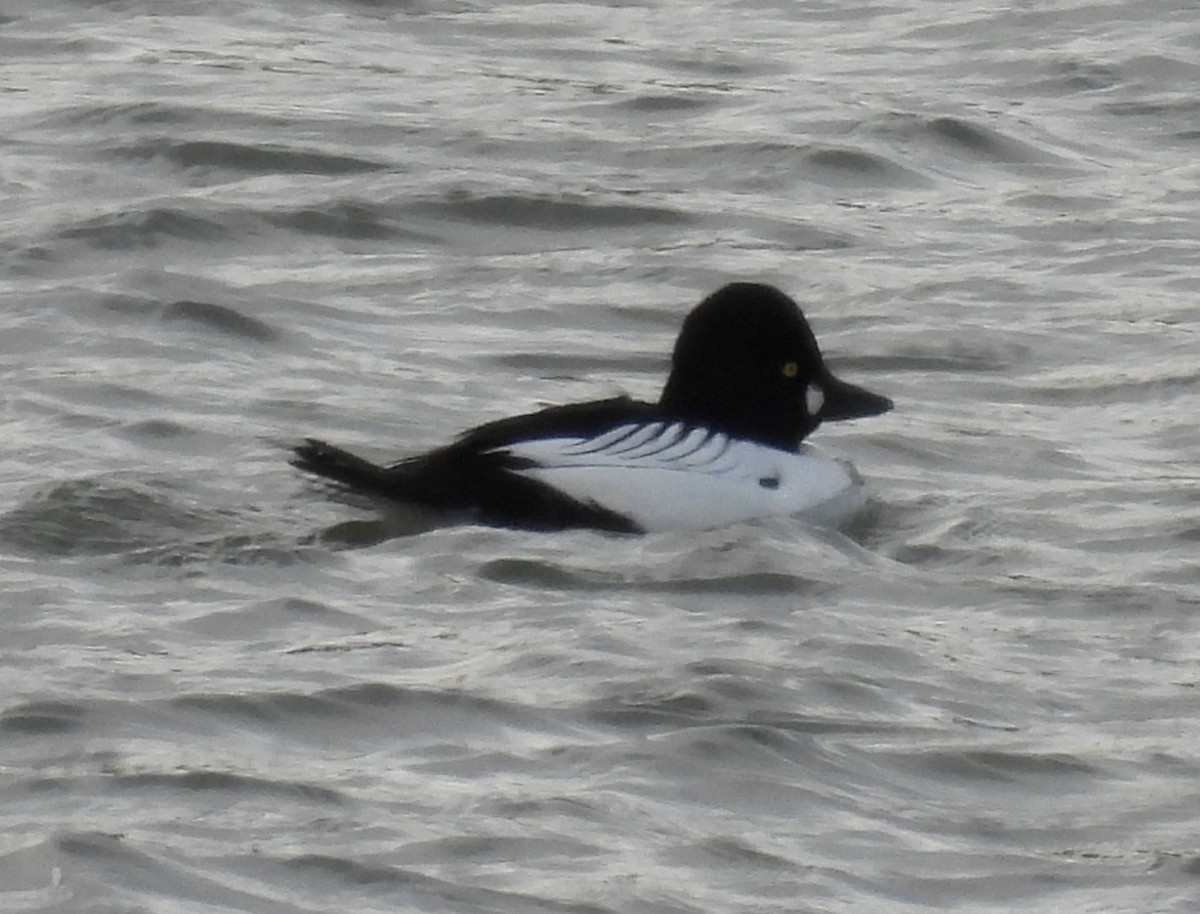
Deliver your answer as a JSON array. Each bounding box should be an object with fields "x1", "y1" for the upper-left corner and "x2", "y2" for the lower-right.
[{"x1": 2, "y1": 1, "x2": 1199, "y2": 911}]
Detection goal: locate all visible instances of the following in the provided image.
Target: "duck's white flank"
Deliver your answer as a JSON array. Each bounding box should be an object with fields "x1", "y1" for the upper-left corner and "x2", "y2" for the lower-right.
[{"x1": 491, "y1": 422, "x2": 865, "y2": 532}]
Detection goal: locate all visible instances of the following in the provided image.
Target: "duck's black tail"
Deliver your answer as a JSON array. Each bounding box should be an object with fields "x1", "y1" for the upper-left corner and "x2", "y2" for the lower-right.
[{"x1": 291, "y1": 439, "x2": 400, "y2": 497}]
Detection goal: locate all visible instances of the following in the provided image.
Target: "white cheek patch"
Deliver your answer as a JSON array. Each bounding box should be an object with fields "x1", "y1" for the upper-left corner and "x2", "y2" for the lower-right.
[{"x1": 806, "y1": 383, "x2": 825, "y2": 417}]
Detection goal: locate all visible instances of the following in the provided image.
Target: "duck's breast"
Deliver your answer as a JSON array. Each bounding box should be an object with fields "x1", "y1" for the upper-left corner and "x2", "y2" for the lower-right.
[{"x1": 491, "y1": 422, "x2": 866, "y2": 532}]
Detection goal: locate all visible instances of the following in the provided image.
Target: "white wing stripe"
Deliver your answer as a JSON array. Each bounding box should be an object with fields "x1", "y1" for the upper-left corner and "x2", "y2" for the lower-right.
[
  {"x1": 603, "y1": 422, "x2": 690, "y2": 460},
  {"x1": 674, "y1": 431, "x2": 734, "y2": 469},
  {"x1": 499, "y1": 438, "x2": 860, "y2": 532},
  {"x1": 597, "y1": 422, "x2": 676, "y2": 457},
  {"x1": 658, "y1": 426, "x2": 717, "y2": 462},
  {"x1": 559, "y1": 423, "x2": 645, "y2": 456},
  {"x1": 493, "y1": 423, "x2": 755, "y2": 474},
  {"x1": 562, "y1": 422, "x2": 661, "y2": 457},
  {"x1": 569, "y1": 424, "x2": 729, "y2": 467},
  {"x1": 558, "y1": 421, "x2": 691, "y2": 460}
]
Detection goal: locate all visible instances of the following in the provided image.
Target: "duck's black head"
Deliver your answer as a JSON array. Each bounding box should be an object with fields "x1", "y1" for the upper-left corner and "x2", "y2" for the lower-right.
[{"x1": 658, "y1": 282, "x2": 892, "y2": 450}]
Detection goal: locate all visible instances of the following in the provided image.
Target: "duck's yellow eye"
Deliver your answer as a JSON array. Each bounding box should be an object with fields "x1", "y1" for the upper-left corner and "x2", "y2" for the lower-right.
[{"x1": 781, "y1": 361, "x2": 799, "y2": 378}]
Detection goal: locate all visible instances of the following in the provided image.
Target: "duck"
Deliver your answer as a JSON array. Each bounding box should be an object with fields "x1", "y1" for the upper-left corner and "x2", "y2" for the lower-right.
[{"x1": 292, "y1": 282, "x2": 892, "y2": 533}]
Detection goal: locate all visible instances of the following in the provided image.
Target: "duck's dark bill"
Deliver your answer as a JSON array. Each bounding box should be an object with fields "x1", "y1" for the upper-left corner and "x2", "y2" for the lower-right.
[{"x1": 820, "y1": 375, "x2": 894, "y2": 421}]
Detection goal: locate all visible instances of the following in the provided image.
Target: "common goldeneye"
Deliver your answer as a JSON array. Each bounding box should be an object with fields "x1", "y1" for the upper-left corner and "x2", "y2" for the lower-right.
[{"x1": 292, "y1": 282, "x2": 892, "y2": 533}]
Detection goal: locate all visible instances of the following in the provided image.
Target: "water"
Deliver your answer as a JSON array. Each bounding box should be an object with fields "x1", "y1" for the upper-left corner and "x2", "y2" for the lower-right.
[{"x1": 2, "y1": 0, "x2": 1199, "y2": 911}]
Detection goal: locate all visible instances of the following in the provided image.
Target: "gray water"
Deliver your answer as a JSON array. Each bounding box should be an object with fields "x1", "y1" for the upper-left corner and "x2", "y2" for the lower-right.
[{"x1": 2, "y1": 1, "x2": 1199, "y2": 911}]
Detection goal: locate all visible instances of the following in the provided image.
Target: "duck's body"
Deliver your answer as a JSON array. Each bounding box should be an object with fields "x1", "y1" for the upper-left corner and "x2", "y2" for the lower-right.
[{"x1": 293, "y1": 283, "x2": 892, "y2": 534}]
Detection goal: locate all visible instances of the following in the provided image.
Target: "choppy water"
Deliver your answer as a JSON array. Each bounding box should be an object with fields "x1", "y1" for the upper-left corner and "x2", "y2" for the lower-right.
[{"x1": 3, "y1": 1, "x2": 1199, "y2": 911}]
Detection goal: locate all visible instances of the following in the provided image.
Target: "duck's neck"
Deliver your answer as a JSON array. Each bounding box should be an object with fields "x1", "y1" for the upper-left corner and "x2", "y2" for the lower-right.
[{"x1": 659, "y1": 373, "x2": 805, "y2": 451}]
